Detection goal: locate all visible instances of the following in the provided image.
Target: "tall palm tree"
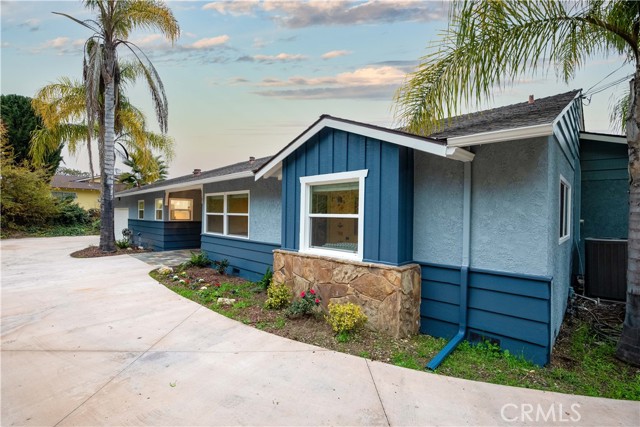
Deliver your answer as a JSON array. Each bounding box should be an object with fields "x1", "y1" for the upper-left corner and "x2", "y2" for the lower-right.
[
  {"x1": 394, "y1": 1, "x2": 639, "y2": 365},
  {"x1": 118, "y1": 149, "x2": 168, "y2": 188},
  {"x1": 55, "y1": 0, "x2": 179, "y2": 252}
]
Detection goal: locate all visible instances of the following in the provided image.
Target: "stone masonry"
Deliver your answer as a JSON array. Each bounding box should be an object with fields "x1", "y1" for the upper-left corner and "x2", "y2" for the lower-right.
[{"x1": 273, "y1": 250, "x2": 421, "y2": 338}]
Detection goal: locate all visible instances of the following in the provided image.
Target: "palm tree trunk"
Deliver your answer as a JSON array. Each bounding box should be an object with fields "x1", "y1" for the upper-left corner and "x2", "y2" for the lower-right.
[
  {"x1": 99, "y1": 49, "x2": 116, "y2": 253},
  {"x1": 617, "y1": 76, "x2": 640, "y2": 366}
]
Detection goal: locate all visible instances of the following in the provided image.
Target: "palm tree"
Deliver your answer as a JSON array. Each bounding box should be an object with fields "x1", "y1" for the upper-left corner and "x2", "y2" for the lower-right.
[
  {"x1": 54, "y1": 0, "x2": 179, "y2": 252},
  {"x1": 394, "y1": 1, "x2": 639, "y2": 365},
  {"x1": 118, "y1": 148, "x2": 168, "y2": 188}
]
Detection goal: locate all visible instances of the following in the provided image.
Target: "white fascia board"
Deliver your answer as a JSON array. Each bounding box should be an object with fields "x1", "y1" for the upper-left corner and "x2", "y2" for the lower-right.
[
  {"x1": 579, "y1": 132, "x2": 626, "y2": 145},
  {"x1": 255, "y1": 117, "x2": 471, "y2": 180},
  {"x1": 447, "y1": 123, "x2": 554, "y2": 147},
  {"x1": 446, "y1": 147, "x2": 475, "y2": 162},
  {"x1": 117, "y1": 171, "x2": 253, "y2": 197}
]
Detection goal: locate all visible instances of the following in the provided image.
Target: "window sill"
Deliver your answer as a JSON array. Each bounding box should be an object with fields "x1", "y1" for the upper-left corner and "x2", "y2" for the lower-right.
[{"x1": 299, "y1": 247, "x2": 362, "y2": 262}]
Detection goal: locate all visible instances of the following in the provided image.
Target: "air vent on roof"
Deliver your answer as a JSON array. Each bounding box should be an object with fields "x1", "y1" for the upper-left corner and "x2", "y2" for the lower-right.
[
  {"x1": 193, "y1": 169, "x2": 201, "y2": 176},
  {"x1": 249, "y1": 156, "x2": 255, "y2": 164},
  {"x1": 528, "y1": 95, "x2": 535, "y2": 104}
]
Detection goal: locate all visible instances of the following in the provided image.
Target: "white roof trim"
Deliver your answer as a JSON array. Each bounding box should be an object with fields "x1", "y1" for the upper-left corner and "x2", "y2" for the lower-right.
[
  {"x1": 579, "y1": 132, "x2": 626, "y2": 145},
  {"x1": 255, "y1": 116, "x2": 473, "y2": 180},
  {"x1": 117, "y1": 171, "x2": 253, "y2": 197},
  {"x1": 447, "y1": 123, "x2": 554, "y2": 147}
]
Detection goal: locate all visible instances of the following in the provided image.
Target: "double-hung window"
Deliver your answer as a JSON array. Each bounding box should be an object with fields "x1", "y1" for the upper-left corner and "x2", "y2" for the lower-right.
[
  {"x1": 155, "y1": 198, "x2": 163, "y2": 220},
  {"x1": 169, "y1": 198, "x2": 193, "y2": 221},
  {"x1": 137, "y1": 200, "x2": 144, "y2": 219},
  {"x1": 559, "y1": 175, "x2": 571, "y2": 244},
  {"x1": 204, "y1": 192, "x2": 249, "y2": 238},
  {"x1": 300, "y1": 170, "x2": 367, "y2": 261}
]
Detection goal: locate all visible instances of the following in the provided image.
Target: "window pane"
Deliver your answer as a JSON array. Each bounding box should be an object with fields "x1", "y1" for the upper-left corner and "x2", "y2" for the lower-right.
[
  {"x1": 228, "y1": 215, "x2": 248, "y2": 237},
  {"x1": 155, "y1": 199, "x2": 163, "y2": 210},
  {"x1": 171, "y1": 210, "x2": 191, "y2": 221},
  {"x1": 228, "y1": 193, "x2": 248, "y2": 214},
  {"x1": 170, "y1": 199, "x2": 192, "y2": 210},
  {"x1": 155, "y1": 210, "x2": 163, "y2": 220},
  {"x1": 207, "y1": 215, "x2": 223, "y2": 233},
  {"x1": 310, "y1": 217, "x2": 358, "y2": 252},
  {"x1": 206, "y1": 195, "x2": 224, "y2": 213},
  {"x1": 311, "y1": 182, "x2": 358, "y2": 214}
]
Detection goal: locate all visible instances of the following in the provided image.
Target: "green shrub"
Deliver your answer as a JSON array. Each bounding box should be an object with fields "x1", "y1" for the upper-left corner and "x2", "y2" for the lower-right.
[
  {"x1": 52, "y1": 198, "x2": 90, "y2": 226},
  {"x1": 115, "y1": 239, "x2": 131, "y2": 249},
  {"x1": 187, "y1": 251, "x2": 212, "y2": 268},
  {"x1": 258, "y1": 267, "x2": 273, "y2": 290},
  {"x1": 265, "y1": 282, "x2": 291, "y2": 309},
  {"x1": 326, "y1": 302, "x2": 367, "y2": 334},
  {"x1": 214, "y1": 258, "x2": 229, "y2": 275},
  {"x1": 286, "y1": 289, "x2": 321, "y2": 318}
]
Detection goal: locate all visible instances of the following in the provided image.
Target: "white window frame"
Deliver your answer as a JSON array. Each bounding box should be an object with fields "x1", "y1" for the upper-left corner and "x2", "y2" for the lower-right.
[
  {"x1": 559, "y1": 175, "x2": 571, "y2": 244},
  {"x1": 137, "y1": 200, "x2": 144, "y2": 220},
  {"x1": 203, "y1": 191, "x2": 250, "y2": 239},
  {"x1": 155, "y1": 198, "x2": 164, "y2": 221},
  {"x1": 299, "y1": 170, "x2": 368, "y2": 261},
  {"x1": 169, "y1": 198, "x2": 193, "y2": 221}
]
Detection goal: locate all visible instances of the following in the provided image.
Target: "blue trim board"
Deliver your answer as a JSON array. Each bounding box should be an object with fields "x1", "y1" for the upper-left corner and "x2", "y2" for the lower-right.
[
  {"x1": 418, "y1": 261, "x2": 552, "y2": 365},
  {"x1": 201, "y1": 234, "x2": 279, "y2": 282}
]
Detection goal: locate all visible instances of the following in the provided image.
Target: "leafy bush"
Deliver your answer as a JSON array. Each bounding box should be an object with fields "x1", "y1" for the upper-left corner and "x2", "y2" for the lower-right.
[
  {"x1": 327, "y1": 302, "x2": 367, "y2": 334},
  {"x1": 286, "y1": 289, "x2": 321, "y2": 318},
  {"x1": 213, "y1": 258, "x2": 229, "y2": 275},
  {"x1": 115, "y1": 239, "x2": 131, "y2": 249},
  {"x1": 52, "y1": 198, "x2": 90, "y2": 226},
  {"x1": 187, "y1": 251, "x2": 212, "y2": 268},
  {"x1": 265, "y1": 282, "x2": 291, "y2": 310},
  {"x1": 258, "y1": 267, "x2": 273, "y2": 290}
]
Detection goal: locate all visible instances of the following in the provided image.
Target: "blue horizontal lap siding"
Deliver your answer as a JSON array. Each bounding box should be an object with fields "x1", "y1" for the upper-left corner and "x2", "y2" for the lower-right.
[
  {"x1": 419, "y1": 262, "x2": 552, "y2": 365},
  {"x1": 201, "y1": 234, "x2": 279, "y2": 282},
  {"x1": 281, "y1": 127, "x2": 413, "y2": 265},
  {"x1": 128, "y1": 219, "x2": 201, "y2": 251}
]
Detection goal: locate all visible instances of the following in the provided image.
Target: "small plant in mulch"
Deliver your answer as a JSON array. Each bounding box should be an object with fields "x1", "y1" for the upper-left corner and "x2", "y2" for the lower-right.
[
  {"x1": 326, "y1": 302, "x2": 368, "y2": 342},
  {"x1": 70, "y1": 245, "x2": 151, "y2": 258},
  {"x1": 265, "y1": 282, "x2": 291, "y2": 309},
  {"x1": 286, "y1": 289, "x2": 321, "y2": 319},
  {"x1": 213, "y1": 259, "x2": 229, "y2": 275}
]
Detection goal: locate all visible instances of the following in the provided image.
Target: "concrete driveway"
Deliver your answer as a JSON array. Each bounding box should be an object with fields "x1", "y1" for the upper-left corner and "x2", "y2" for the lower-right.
[{"x1": 1, "y1": 236, "x2": 638, "y2": 426}]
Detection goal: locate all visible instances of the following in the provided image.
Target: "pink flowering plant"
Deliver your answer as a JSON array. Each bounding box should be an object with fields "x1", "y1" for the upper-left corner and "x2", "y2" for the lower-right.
[{"x1": 285, "y1": 288, "x2": 321, "y2": 318}]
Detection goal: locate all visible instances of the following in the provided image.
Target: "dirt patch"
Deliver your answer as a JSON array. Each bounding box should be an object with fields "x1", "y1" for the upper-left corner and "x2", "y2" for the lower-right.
[{"x1": 70, "y1": 245, "x2": 152, "y2": 258}]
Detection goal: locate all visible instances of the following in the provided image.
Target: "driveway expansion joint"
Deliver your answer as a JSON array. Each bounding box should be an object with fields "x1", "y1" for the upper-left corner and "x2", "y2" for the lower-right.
[{"x1": 366, "y1": 359, "x2": 391, "y2": 427}]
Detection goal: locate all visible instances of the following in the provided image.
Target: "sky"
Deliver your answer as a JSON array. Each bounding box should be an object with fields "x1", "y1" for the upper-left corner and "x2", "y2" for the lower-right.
[{"x1": 0, "y1": 0, "x2": 633, "y2": 178}]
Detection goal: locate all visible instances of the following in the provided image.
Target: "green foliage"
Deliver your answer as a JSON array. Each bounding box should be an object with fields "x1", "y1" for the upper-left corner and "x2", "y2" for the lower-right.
[
  {"x1": 327, "y1": 302, "x2": 367, "y2": 334},
  {"x1": 118, "y1": 150, "x2": 169, "y2": 188},
  {"x1": 257, "y1": 267, "x2": 273, "y2": 290},
  {"x1": 286, "y1": 289, "x2": 321, "y2": 318},
  {"x1": 0, "y1": 94, "x2": 62, "y2": 174},
  {"x1": 265, "y1": 282, "x2": 292, "y2": 310},
  {"x1": 0, "y1": 161, "x2": 59, "y2": 229},
  {"x1": 115, "y1": 239, "x2": 131, "y2": 249},
  {"x1": 186, "y1": 251, "x2": 211, "y2": 268},
  {"x1": 213, "y1": 259, "x2": 229, "y2": 275},
  {"x1": 51, "y1": 198, "x2": 90, "y2": 226}
]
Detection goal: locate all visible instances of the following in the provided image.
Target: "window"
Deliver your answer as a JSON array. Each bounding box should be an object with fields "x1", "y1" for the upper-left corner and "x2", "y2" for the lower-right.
[
  {"x1": 300, "y1": 170, "x2": 367, "y2": 260},
  {"x1": 169, "y1": 198, "x2": 193, "y2": 221},
  {"x1": 559, "y1": 176, "x2": 571, "y2": 243},
  {"x1": 155, "y1": 198, "x2": 163, "y2": 221},
  {"x1": 51, "y1": 191, "x2": 78, "y2": 200},
  {"x1": 137, "y1": 200, "x2": 144, "y2": 219},
  {"x1": 204, "y1": 192, "x2": 249, "y2": 238}
]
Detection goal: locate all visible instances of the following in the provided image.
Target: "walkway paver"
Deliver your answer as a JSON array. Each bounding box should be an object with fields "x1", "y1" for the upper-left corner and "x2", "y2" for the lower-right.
[{"x1": 1, "y1": 236, "x2": 638, "y2": 426}]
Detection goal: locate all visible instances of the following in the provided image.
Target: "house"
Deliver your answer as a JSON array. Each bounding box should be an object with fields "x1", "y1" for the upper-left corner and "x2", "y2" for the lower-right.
[
  {"x1": 51, "y1": 174, "x2": 126, "y2": 211},
  {"x1": 115, "y1": 90, "x2": 628, "y2": 365}
]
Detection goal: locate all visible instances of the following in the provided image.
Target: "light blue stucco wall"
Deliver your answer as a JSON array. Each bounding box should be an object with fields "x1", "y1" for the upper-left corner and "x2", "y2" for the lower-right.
[
  {"x1": 414, "y1": 137, "x2": 551, "y2": 275},
  {"x1": 413, "y1": 152, "x2": 464, "y2": 266},
  {"x1": 203, "y1": 176, "x2": 281, "y2": 244}
]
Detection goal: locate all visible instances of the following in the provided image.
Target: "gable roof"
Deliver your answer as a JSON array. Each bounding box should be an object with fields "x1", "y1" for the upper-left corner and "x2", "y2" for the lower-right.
[
  {"x1": 51, "y1": 174, "x2": 102, "y2": 191},
  {"x1": 427, "y1": 90, "x2": 582, "y2": 139},
  {"x1": 254, "y1": 115, "x2": 475, "y2": 180},
  {"x1": 116, "y1": 156, "x2": 272, "y2": 196}
]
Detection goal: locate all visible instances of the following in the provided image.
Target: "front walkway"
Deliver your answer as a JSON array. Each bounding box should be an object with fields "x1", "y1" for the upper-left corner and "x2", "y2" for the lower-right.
[
  {"x1": 1, "y1": 236, "x2": 638, "y2": 426},
  {"x1": 129, "y1": 248, "x2": 193, "y2": 267}
]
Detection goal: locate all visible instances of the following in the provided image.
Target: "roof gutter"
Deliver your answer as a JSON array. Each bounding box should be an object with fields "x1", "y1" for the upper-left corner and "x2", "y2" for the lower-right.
[
  {"x1": 116, "y1": 171, "x2": 254, "y2": 197},
  {"x1": 447, "y1": 123, "x2": 554, "y2": 147},
  {"x1": 427, "y1": 161, "x2": 472, "y2": 370}
]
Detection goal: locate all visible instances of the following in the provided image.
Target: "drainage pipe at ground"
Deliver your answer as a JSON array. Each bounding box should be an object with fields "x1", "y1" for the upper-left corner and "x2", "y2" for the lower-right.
[{"x1": 427, "y1": 161, "x2": 472, "y2": 370}]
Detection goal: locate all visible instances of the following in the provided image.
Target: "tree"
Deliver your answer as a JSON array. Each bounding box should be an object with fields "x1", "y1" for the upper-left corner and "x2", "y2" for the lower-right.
[
  {"x1": 0, "y1": 94, "x2": 62, "y2": 174},
  {"x1": 52, "y1": 0, "x2": 179, "y2": 252},
  {"x1": 118, "y1": 148, "x2": 168, "y2": 188},
  {"x1": 394, "y1": 1, "x2": 639, "y2": 366}
]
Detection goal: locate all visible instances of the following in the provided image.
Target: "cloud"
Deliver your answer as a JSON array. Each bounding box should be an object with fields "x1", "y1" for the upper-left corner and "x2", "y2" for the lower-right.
[
  {"x1": 238, "y1": 52, "x2": 307, "y2": 63},
  {"x1": 189, "y1": 35, "x2": 230, "y2": 49},
  {"x1": 130, "y1": 33, "x2": 230, "y2": 53},
  {"x1": 19, "y1": 18, "x2": 40, "y2": 31},
  {"x1": 321, "y1": 50, "x2": 352, "y2": 60},
  {"x1": 204, "y1": 0, "x2": 447, "y2": 28},
  {"x1": 253, "y1": 65, "x2": 407, "y2": 100},
  {"x1": 43, "y1": 37, "x2": 70, "y2": 49}
]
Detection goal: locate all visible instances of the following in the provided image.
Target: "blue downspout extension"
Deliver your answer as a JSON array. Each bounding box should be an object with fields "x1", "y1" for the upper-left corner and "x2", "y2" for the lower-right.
[{"x1": 427, "y1": 161, "x2": 472, "y2": 370}]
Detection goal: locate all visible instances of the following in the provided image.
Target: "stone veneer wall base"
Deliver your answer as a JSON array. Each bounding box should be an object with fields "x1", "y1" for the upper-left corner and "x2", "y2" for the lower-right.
[{"x1": 273, "y1": 250, "x2": 421, "y2": 338}]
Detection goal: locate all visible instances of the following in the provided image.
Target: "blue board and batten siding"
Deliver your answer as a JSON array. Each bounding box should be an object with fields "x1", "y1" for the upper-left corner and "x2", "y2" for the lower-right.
[
  {"x1": 281, "y1": 127, "x2": 414, "y2": 265},
  {"x1": 419, "y1": 262, "x2": 552, "y2": 365},
  {"x1": 201, "y1": 235, "x2": 278, "y2": 282},
  {"x1": 128, "y1": 219, "x2": 201, "y2": 251}
]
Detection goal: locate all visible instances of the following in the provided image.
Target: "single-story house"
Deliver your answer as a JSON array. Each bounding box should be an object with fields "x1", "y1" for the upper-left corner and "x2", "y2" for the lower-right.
[
  {"x1": 115, "y1": 90, "x2": 628, "y2": 365},
  {"x1": 51, "y1": 174, "x2": 119, "y2": 210}
]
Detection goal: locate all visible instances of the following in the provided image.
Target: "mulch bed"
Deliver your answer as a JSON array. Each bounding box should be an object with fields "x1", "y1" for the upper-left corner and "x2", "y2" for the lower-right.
[{"x1": 70, "y1": 245, "x2": 152, "y2": 258}]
